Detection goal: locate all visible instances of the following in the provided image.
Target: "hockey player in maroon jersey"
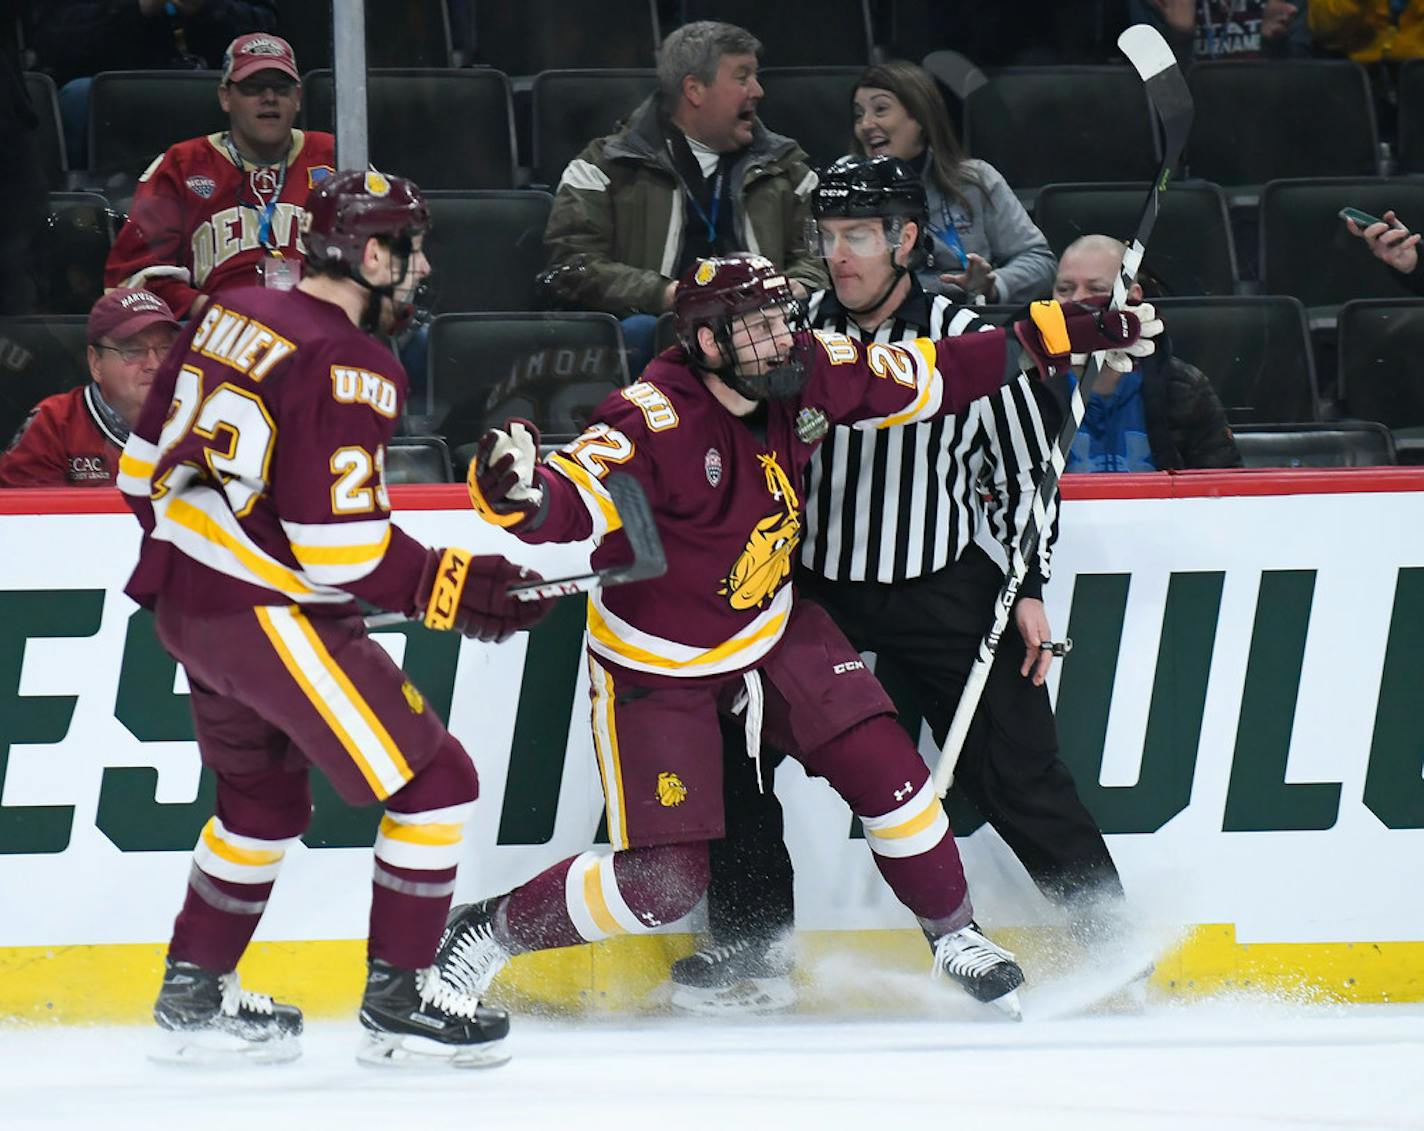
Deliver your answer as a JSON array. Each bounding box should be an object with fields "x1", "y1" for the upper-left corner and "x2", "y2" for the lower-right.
[
  {"x1": 103, "y1": 33, "x2": 337, "y2": 319},
  {"x1": 436, "y1": 253, "x2": 1158, "y2": 1020},
  {"x1": 117, "y1": 169, "x2": 553, "y2": 1067}
]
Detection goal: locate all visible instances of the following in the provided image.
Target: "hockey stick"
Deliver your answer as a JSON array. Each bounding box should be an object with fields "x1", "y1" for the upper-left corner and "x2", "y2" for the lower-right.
[
  {"x1": 364, "y1": 471, "x2": 666, "y2": 628},
  {"x1": 930, "y1": 24, "x2": 1192, "y2": 798}
]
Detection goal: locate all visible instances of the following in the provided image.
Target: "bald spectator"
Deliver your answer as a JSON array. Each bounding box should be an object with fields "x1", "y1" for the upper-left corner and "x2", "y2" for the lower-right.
[
  {"x1": 541, "y1": 20, "x2": 827, "y2": 375},
  {"x1": 1053, "y1": 235, "x2": 1242, "y2": 472},
  {"x1": 0, "y1": 289, "x2": 179, "y2": 487}
]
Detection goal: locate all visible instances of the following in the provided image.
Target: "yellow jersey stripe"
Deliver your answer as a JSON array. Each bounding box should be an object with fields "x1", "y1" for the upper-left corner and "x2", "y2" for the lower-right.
[
  {"x1": 548, "y1": 454, "x2": 624, "y2": 533},
  {"x1": 583, "y1": 858, "x2": 622, "y2": 936},
  {"x1": 200, "y1": 820, "x2": 284, "y2": 867},
  {"x1": 586, "y1": 601, "x2": 788, "y2": 672},
  {"x1": 118, "y1": 453, "x2": 155, "y2": 481},
  {"x1": 168, "y1": 497, "x2": 314, "y2": 596},
  {"x1": 589, "y1": 657, "x2": 628, "y2": 851},
  {"x1": 868, "y1": 798, "x2": 943, "y2": 840},
  {"x1": 376, "y1": 816, "x2": 464, "y2": 846},
  {"x1": 290, "y1": 527, "x2": 391, "y2": 566}
]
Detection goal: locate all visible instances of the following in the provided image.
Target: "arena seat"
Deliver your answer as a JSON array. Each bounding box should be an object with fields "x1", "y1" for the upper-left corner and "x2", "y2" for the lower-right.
[
  {"x1": 423, "y1": 190, "x2": 552, "y2": 315},
  {"x1": 24, "y1": 72, "x2": 66, "y2": 190},
  {"x1": 473, "y1": 1, "x2": 660, "y2": 73},
  {"x1": 679, "y1": 0, "x2": 873, "y2": 67},
  {"x1": 1231, "y1": 422, "x2": 1396, "y2": 468},
  {"x1": 40, "y1": 192, "x2": 116, "y2": 317},
  {"x1": 87, "y1": 71, "x2": 227, "y2": 189},
  {"x1": 0, "y1": 317, "x2": 90, "y2": 448},
  {"x1": 1337, "y1": 298, "x2": 1424, "y2": 461},
  {"x1": 278, "y1": 0, "x2": 453, "y2": 70},
  {"x1": 531, "y1": 70, "x2": 658, "y2": 187},
  {"x1": 386, "y1": 436, "x2": 454, "y2": 484},
  {"x1": 756, "y1": 67, "x2": 863, "y2": 168}
]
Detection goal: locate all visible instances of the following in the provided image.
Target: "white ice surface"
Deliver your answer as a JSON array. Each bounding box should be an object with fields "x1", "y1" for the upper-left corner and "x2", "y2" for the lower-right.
[{"x1": 3, "y1": 1000, "x2": 1422, "y2": 1131}]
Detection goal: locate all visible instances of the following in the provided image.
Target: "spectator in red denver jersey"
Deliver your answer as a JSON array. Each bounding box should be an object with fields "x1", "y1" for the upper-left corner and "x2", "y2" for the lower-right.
[
  {"x1": 103, "y1": 33, "x2": 336, "y2": 319},
  {"x1": 0, "y1": 288, "x2": 179, "y2": 487}
]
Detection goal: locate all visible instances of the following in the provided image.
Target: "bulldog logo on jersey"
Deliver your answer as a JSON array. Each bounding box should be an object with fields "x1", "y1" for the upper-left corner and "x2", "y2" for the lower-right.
[
  {"x1": 400, "y1": 680, "x2": 425, "y2": 714},
  {"x1": 719, "y1": 452, "x2": 801, "y2": 611},
  {"x1": 704, "y1": 447, "x2": 722, "y2": 487},
  {"x1": 656, "y1": 772, "x2": 688, "y2": 807}
]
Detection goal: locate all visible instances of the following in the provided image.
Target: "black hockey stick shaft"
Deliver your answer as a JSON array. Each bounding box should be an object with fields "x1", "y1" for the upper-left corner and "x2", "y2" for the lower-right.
[
  {"x1": 364, "y1": 471, "x2": 666, "y2": 627},
  {"x1": 931, "y1": 25, "x2": 1193, "y2": 797}
]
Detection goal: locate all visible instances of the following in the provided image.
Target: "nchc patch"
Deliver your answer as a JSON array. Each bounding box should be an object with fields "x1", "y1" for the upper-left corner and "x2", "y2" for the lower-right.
[
  {"x1": 704, "y1": 447, "x2": 723, "y2": 487},
  {"x1": 656, "y1": 771, "x2": 688, "y2": 807}
]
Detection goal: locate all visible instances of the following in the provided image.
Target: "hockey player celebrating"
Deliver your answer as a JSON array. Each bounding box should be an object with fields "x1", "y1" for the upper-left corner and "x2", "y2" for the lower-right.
[
  {"x1": 670, "y1": 157, "x2": 1126, "y2": 1013},
  {"x1": 438, "y1": 252, "x2": 1160, "y2": 1021},
  {"x1": 117, "y1": 169, "x2": 554, "y2": 1068}
]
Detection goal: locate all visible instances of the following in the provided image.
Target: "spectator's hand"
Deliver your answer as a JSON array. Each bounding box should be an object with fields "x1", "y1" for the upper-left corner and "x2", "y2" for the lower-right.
[
  {"x1": 1348, "y1": 209, "x2": 1421, "y2": 275},
  {"x1": 1146, "y1": 0, "x2": 1197, "y2": 34},
  {"x1": 468, "y1": 419, "x2": 544, "y2": 528},
  {"x1": 1261, "y1": 0, "x2": 1299, "y2": 39},
  {"x1": 940, "y1": 252, "x2": 996, "y2": 301},
  {"x1": 1015, "y1": 598, "x2": 1055, "y2": 686}
]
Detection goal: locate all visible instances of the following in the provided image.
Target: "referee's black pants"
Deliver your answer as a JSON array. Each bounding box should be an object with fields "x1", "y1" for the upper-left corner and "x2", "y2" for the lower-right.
[{"x1": 707, "y1": 544, "x2": 1122, "y2": 946}]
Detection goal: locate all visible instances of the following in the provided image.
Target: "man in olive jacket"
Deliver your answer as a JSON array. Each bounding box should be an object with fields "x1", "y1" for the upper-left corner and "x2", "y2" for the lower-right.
[{"x1": 541, "y1": 20, "x2": 828, "y2": 374}]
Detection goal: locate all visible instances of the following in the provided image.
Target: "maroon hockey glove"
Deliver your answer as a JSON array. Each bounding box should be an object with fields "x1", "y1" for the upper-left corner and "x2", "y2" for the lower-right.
[
  {"x1": 468, "y1": 418, "x2": 544, "y2": 529},
  {"x1": 417, "y1": 548, "x2": 554, "y2": 643},
  {"x1": 1013, "y1": 300, "x2": 1145, "y2": 376}
]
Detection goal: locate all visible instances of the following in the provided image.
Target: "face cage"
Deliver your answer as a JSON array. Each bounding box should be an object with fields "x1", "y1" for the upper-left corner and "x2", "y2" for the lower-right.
[
  {"x1": 710, "y1": 297, "x2": 810, "y2": 400},
  {"x1": 362, "y1": 228, "x2": 430, "y2": 336}
]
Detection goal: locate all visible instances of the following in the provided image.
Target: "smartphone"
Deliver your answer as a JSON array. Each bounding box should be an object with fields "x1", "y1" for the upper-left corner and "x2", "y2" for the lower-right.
[{"x1": 1339, "y1": 206, "x2": 1388, "y2": 229}]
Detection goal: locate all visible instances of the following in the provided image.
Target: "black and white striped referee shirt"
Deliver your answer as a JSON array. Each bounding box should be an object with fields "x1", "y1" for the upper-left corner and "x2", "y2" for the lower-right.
[{"x1": 802, "y1": 284, "x2": 1059, "y2": 587}]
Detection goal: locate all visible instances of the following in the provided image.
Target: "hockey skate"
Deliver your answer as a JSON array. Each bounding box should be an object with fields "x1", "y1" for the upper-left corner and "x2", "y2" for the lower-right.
[
  {"x1": 668, "y1": 935, "x2": 796, "y2": 1015},
  {"x1": 929, "y1": 921, "x2": 1025, "y2": 1020},
  {"x1": 434, "y1": 897, "x2": 513, "y2": 1001},
  {"x1": 357, "y1": 959, "x2": 510, "y2": 1068},
  {"x1": 150, "y1": 958, "x2": 303, "y2": 1065}
]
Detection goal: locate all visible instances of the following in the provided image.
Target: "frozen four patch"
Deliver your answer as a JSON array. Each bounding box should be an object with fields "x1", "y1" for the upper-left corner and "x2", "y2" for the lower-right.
[{"x1": 704, "y1": 447, "x2": 722, "y2": 486}]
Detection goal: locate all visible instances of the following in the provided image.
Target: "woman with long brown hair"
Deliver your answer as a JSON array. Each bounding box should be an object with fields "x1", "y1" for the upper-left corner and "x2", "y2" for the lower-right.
[{"x1": 850, "y1": 60, "x2": 1055, "y2": 304}]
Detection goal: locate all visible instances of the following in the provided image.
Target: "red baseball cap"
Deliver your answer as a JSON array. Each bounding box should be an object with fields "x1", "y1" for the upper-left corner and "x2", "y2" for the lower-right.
[
  {"x1": 88, "y1": 289, "x2": 180, "y2": 345},
  {"x1": 222, "y1": 33, "x2": 300, "y2": 85}
]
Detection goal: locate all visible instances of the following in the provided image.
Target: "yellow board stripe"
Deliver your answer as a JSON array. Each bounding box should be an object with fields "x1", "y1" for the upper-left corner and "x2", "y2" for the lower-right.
[
  {"x1": 168, "y1": 497, "x2": 313, "y2": 596},
  {"x1": 291, "y1": 528, "x2": 391, "y2": 566},
  {"x1": 200, "y1": 820, "x2": 284, "y2": 866},
  {"x1": 377, "y1": 816, "x2": 463, "y2": 845},
  {"x1": 254, "y1": 606, "x2": 412, "y2": 799},
  {"x1": 583, "y1": 860, "x2": 622, "y2": 936},
  {"x1": 586, "y1": 600, "x2": 787, "y2": 672},
  {"x1": 548, "y1": 453, "x2": 623, "y2": 533},
  {"x1": 867, "y1": 798, "x2": 942, "y2": 841}
]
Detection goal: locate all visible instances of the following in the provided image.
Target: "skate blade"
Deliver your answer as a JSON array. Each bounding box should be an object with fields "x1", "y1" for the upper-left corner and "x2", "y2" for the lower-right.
[
  {"x1": 148, "y1": 1028, "x2": 301, "y2": 1067},
  {"x1": 989, "y1": 988, "x2": 1023, "y2": 1022},
  {"x1": 668, "y1": 976, "x2": 796, "y2": 1017},
  {"x1": 356, "y1": 1031, "x2": 510, "y2": 1070}
]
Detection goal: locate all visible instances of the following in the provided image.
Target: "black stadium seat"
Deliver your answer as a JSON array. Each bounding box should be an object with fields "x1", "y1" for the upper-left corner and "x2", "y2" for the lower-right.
[
  {"x1": 1398, "y1": 59, "x2": 1424, "y2": 174},
  {"x1": 1153, "y1": 296, "x2": 1320, "y2": 425},
  {"x1": 1033, "y1": 181, "x2": 1238, "y2": 297},
  {"x1": 1337, "y1": 298, "x2": 1424, "y2": 460},
  {"x1": 1184, "y1": 61, "x2": 1378, "y2": 188},
  {"x1": 962, "y1": 67, "x2": 1160, "y2": 200},
  {"x1": 429, "y1": 313, "x2": 629, "y2": 464},
  {"x1": 39, "y1": 193, "x2": 117, "y2": 316},
  {"x1": 423, "y1": 191, "x2": 553, "y2": 315},
  {"x1": 680, "y1": 0, "x2": 873, "y2": 67},
  {"x1": 301, "y1": 69, "x2": 516, "y2": 190},
  {"x1": 1231, "y1": 422, "x2": 1396, "y2": 468},
  {"x1": 0, "y1": 317, "x2": 90, "y2": 447},
  {"x1": 474, "y1": 1, "x2": 660, "y2": 73},
  {"x1": 531, "y1": 70, "x2": 658, "y2": 187},
  {"x1": 278, "y1": 0, "x2": 453, "y2": 71},
  {"x1": 24, "y1": 73, "x2": 66, "y2": 190},
  {"x1": 1258, "y1": 178, "x2": 1424, "y2": 310},
  {"x1": 386, "y1": 436, "x2": 454, "y2": 484},
  {"x1": 756, "y1": 67, "x2": 862, "y2": 169},
  {"x1": 87, "y1": 71, "x2": 227, "y2": 187}
]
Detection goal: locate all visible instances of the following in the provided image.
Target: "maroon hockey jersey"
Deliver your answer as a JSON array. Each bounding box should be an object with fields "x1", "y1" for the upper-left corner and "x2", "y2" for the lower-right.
[
  {"x1": 104, "y1": 131, "x2": 337, "y2": 319},
  {"x1": 0, "y1": 384, "x2": 124, "y2": 487},
  {"x1": 118, "y1": 285, "x2": 427, "y2": 618},
  {"x1": 519, "y1": 329, "x2": 1013, "y2": 684}
]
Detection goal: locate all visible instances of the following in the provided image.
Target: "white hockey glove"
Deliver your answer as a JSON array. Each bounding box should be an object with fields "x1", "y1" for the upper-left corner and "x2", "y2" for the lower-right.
[
  {"x1": 468, "y1": 419, "x2": 544, "y2": 528},
  {"x1": 1070, "y1": 301, "x2": 1164, "y2": 372}
]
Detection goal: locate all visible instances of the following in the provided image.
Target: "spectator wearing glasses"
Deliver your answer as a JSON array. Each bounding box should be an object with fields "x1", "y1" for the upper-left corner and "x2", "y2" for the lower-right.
[
  {"x1": 0, "y1": 288, "x2": 179, "y2": 487},
  {"x1": 103, "y1": 33, "x2": 335, "y2": 319}
]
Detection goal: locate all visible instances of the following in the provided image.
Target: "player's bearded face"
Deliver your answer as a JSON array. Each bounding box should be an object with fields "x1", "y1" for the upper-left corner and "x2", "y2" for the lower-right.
[
  {"x1": 375, "y1": 234, "x2": 431, "y2": 333},
  {"x1": 726, "y1": 307, "x2": 794, "y2": 378}
]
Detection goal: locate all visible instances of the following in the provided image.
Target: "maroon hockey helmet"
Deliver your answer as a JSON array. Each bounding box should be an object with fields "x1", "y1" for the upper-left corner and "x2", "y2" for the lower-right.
[
  {"x1": 302, "y1": 168, "x2": 430, "y2": 270},
  {"x1": 672, "y1": 254, "x2": 810, "y2": 400}
]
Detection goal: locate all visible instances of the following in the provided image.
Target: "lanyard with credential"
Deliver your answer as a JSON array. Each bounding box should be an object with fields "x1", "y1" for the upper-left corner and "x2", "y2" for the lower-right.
[
  {"x1": 224, "y1": 134, "x2": 289, "y2": 250},
  {"x1": 685, "y1": 168, "x2": 726, "y2": 243}
]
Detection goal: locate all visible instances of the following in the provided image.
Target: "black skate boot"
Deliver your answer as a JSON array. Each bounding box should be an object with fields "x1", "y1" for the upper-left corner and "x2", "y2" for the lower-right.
[
  {"x1": 929, "y1": 921, "x2": 1025, "y2": 1020},
  {"x1": 357, "y1": 959, "x2": 510, "y2": 1068},
  {"x1": 434, "y1": 897, "x2": 514, "y2": 1001},
  {"x1": 668, "y1": 934, "x2": 795, "y2": 1015},
  {"x1": 150, "y1": 958, "x2": 303, "y2": 1065}
]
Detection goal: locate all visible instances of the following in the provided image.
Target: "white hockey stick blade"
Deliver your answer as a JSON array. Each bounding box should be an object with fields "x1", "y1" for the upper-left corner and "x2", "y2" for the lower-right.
[
  {"x1": 922, "y1": 50, "x2": 988, "y2": 100},
  {"x1": 1117, "y1": 23, "x2": 1177, "y2": 81}
]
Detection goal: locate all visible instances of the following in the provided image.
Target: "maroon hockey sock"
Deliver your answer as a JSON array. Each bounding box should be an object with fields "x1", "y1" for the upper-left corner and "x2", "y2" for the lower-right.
[
  {"x1": 368, "y1": 860, "x2": 459, "y2": 969},
  {"x1": 168, "y1": 867, "x2": 273, "y2": 973}
]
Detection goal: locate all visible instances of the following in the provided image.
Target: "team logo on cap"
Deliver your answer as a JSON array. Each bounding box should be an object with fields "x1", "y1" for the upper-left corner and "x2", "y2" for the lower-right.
[
  {"x1": 694, "y1": 259, "x2": 717, "y2": 286},
  {"x1": 365, "y1": 170, "x2": 391, "y2": 196},
  {"x1": 186, "y1": 176, "x2": 215, "y2": 199},
  {"x1": 240, "y1": 36, "x2": 288, "y2": 59},
  {"x1": 704, "y1": 447, "x2": 722, "y2": 487}
]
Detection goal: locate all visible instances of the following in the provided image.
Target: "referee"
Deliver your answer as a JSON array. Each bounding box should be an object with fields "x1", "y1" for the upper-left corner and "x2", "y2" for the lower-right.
[{"x1": 670, "y1": 156, "x2": 1123, "y2": 1014}]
